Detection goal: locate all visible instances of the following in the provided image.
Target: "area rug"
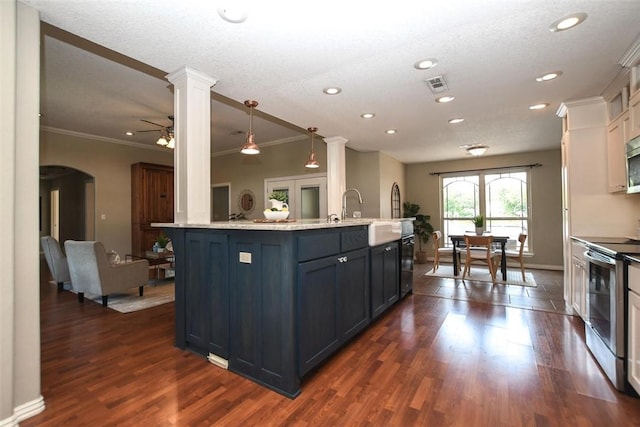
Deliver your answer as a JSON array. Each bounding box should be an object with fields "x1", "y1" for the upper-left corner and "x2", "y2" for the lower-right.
[
  {"x1": 424, "y1": 264, "x2": 537, "y2": 287},
  {"x1": 61, "y1": 281, "x2": 175, "y2": 313}
]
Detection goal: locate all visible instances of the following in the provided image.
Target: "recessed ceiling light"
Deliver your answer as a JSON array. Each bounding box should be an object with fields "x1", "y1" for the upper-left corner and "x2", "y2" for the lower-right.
[
  {"x1": 217, "y1": 6, "x2": 248, "y2": 23},
  {"x1": 529, "y1": 103, "x2": 550, "y2": 110},
  {"x1": 360, "y1": 113, "x2": 375, "y2": 119},
  {"x1": 435, "y1": 95, "x2": 455, "y2": 103},
  {"x1": 385, "y1": 129, "x2": 397, "y2": 134},
  {"x1": 535, "y1": 71, "x2": 563, "y2": 82},
  {"x1": 414, "y1": 58, "x2": 438, "y2": 70},
  {"x1": 549, "y1": 13, "x2": 587, "y2": 32},
  {"x1": 125, "y1": 131, "x2": 134, "y2": 136},
  {"x1": 448, "y1": 118, "x2": 464, "y2": 124},
  {"x1": 323, "y1": 87, "x2": 342, "y2": 95}
]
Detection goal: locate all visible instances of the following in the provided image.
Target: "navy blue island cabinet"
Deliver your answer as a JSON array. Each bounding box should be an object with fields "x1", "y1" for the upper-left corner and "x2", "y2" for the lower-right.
[{"x1": 164, "y1": 222, "x2": 399, "y2": 398}]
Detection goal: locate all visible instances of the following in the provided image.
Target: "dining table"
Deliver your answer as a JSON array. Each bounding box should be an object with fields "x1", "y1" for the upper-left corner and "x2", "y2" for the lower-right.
[{"x1": 449, "y1": 234, "x2": 509, "y2": 279}]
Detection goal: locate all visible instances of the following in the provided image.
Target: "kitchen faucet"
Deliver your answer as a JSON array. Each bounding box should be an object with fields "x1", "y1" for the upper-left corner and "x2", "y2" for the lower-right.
[{"x1": 341, "y1": 188, "x2": 363, "y2": 220}]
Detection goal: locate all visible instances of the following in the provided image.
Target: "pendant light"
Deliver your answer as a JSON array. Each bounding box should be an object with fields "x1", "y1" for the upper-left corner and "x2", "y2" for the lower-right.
[
  {"x1": 241, "y1": 100, "x2": 260, "y2": 155},
  {"x1": 304, "y1": 127, "x2": 320, "y2": 169}
]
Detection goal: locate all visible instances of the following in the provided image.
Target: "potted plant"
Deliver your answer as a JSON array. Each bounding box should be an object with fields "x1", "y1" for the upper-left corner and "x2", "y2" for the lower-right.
[
  {"x1": 472, "y1": 215, "x2": 484, "y2": 235},
  {"x1": 154, "y1": 233, "x2": 170, "y2": 252},
  {"x1": 403, "y1": 201, "x2": 434, "y2": 264},
  {"x1": 268, "y1": 191, "x2": 288, "y2": 203}
]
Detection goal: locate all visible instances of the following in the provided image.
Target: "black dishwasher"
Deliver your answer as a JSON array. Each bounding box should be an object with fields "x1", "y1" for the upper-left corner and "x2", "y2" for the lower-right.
[{"x1": 400, "y1": 228, "x2": 414, "y2": 298}]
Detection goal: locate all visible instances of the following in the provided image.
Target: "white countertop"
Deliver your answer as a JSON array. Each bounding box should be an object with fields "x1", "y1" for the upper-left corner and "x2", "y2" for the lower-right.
[{"x1": 153, "y1": 218, "x2": 414, "y2": 231}]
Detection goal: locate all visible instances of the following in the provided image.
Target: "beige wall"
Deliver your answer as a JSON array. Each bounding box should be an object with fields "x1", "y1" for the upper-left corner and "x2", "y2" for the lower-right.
[
  {"x1": 212, "y1": 143, "x2": 406, "y2": 220},
  {"x1": 379, "y1": 152, "x2": 406, "y2": 218},
  {"x1": 212, "y1": 139, "x2": 327, "y2": 219},
  {"x1": 406, "y1": 149, "x2": 564, "y2": 268},
  {"x1": 344, "y1": 150, "x2": 406, "y2": 219},
  {"x1": 346, "y1": 150, "x2": 380, "y2": 218},
  {"x1": 40, "y1": 130, "x2": 173, "y2": 256}
]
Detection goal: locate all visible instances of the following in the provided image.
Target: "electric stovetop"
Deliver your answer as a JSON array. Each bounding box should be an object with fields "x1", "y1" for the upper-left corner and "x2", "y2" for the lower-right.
[{"x1": 575, "y1": 236, "x2": 640, "y2": 258}]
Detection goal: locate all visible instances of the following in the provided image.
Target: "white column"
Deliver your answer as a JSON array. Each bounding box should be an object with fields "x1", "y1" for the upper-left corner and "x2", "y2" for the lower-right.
[
  {"x1": 324, "y1": 136, "x2": 348, "y2": 217},
  {"x1": 166, "y1": 67, "x2": 217, "y2": 224},
  {"x1": 0, "y1": 1, "x2": 17, "y2": 423}
]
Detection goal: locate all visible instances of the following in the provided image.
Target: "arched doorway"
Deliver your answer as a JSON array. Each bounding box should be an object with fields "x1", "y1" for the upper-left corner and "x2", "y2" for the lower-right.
[{"x1": 39, "y1": 165, "x2": 95, "y2": 243}]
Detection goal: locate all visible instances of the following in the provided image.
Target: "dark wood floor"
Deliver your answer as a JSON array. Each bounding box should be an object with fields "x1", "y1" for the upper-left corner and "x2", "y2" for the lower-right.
[{"x1": 24, "y1": 263, "x2": 640, "y2": 426}]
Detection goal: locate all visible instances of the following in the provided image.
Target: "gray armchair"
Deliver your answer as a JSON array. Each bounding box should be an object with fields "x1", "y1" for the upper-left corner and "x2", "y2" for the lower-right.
[
  {"x1": 64, "y1": 240, "x2": 149, "y2": 307},
  {"x1": 41, "y1": 236, "x2": 71, "y2": 292}
]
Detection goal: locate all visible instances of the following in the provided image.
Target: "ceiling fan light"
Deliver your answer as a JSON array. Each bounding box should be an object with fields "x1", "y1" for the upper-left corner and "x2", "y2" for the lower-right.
[
  {"x1": 167, "y1": 137, "x2": 175, "y2": 149},
  {"x1": 156, "y1": 136, "x2": 168, "y2": 146}
]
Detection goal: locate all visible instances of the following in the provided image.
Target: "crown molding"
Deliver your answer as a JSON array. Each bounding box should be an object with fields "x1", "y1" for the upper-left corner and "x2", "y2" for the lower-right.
[
  {"x1": 41, "y1": 126, "x2": 171, "y2": 152},
  {"x1": 619, "y1": 34, "x2": 640, "y2": 68}
]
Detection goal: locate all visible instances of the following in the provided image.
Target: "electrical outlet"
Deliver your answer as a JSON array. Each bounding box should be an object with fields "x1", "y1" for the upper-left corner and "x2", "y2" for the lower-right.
[{"x1": 239, "y1": 252, "x2": 252, "y2": 264}]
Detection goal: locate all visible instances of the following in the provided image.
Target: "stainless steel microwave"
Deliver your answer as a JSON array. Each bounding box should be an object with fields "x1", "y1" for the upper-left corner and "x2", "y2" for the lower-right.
[{"x1": 627, "y1": 135, "x2": 640, "y2": 194}]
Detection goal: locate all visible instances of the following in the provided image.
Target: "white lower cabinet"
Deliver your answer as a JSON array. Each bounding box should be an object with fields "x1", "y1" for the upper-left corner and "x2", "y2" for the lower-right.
[
  {"x1": 570, "y1": 240, "x2": 587, "y2": 319},
  {"x1": 628, "y1": 262, "x2": 640, "y2": 394}
]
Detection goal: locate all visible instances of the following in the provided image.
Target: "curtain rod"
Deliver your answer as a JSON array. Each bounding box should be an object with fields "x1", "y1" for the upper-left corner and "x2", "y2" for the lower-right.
[{"x1": 429, "y1": 163, "x2": 542, "y2": 176}]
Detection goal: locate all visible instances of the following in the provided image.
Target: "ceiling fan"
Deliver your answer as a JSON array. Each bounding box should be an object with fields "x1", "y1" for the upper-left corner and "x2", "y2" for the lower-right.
[{"x1": 137, "y1": 115, "x2": 175, "y2": 149}]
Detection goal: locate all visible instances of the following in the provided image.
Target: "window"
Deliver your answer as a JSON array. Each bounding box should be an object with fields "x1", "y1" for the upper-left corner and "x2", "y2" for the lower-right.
[
  {"x1": 391, "y1": 183, "x2": 401, "y2": 218},
  {"x1": 441, "y1": 169, "x2": 529, "y2": 251}
]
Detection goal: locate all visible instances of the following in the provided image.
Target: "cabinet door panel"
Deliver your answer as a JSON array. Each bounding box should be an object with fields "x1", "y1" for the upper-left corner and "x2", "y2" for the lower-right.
[
  {"x1": 338, "y1": 247, "x2": 370, "y2": 341},
  {"x1": 184, "y1": 232, "x2": 229, "y2": 357},
  {"x1": 298, "y1": 256, "x2": 340, "y2": 376},
  {"x1": 628, "y1": 289, "x2": 640, "y2": 393},
  {"x1": 383, "y1": 243, "x2": 400, "y2": 306},
  {"x1": 370, "y1": 246, "x2": 386, "y2": 318},
  {"x1": 144, "y1": 168, "x2": 174, "y2": 222}
]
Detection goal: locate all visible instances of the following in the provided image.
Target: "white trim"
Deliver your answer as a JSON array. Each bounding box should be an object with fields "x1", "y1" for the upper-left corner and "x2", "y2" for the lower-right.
[
  {"x1": 619, "y1": 34, "x2": 640, "y2": 68},
  {"x1": 0, "y1": 395, "x2": 46, "y2": 426},
  {"x1": 41, "y1": 126, "x2": 171, "y2": 152}
]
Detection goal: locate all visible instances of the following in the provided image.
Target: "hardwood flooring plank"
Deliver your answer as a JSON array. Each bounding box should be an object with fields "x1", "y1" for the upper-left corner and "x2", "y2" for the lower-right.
[{"x1": 23, "y1": 264, "x2": 640, "y2": 426}]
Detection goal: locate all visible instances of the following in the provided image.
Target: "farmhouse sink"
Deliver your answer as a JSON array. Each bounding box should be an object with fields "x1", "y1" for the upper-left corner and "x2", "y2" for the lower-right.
[{"x1": 368, "y1": 221, "x2": 402, "y2": 246}]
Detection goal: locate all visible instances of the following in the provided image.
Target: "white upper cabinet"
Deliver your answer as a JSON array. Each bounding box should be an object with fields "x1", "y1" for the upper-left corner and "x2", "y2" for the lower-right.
[
  {"x1": 630, "y1": 91, "x2": 640, "y2": 140},
  {"x1": 607, "y1": 111, "x2": 630, "y2": 192}
]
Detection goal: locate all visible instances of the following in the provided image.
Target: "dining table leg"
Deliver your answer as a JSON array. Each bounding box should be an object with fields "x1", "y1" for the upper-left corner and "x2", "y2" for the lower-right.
[
  {"x1": 452, "y1": 239, "x2": 459, "y2": 276},
  {"x1": 500, "y1": 241, "x2": 507, "y2": 279}
]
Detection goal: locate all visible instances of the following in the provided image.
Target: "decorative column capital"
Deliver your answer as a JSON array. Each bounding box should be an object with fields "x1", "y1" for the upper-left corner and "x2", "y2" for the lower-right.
[
  {"x1": 323, "y1": 136, "x2": 349, "y2": 146},
  {"x1": 166, "y1": 66, "x2": 217, "y2": 88}
]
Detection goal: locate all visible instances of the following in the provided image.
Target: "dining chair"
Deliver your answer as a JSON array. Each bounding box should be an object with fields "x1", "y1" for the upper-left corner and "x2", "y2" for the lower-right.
[
  {"x1": 461, "y1": 235, "x2": 500, "y2": 281},
  {"x1": 432, "y1": 231, "x2": 458, "y2": 272},
  {"x1": 502, "y1": 233, "x2": 528, "y2": 281}
]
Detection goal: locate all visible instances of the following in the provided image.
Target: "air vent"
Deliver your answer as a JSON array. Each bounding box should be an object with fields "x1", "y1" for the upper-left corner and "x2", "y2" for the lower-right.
[{"x1": 424, "y1": 75, "x2": 449, "y2": 94}]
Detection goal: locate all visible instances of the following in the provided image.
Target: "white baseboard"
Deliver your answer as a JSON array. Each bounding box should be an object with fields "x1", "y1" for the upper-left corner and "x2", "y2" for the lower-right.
[{"x1": 0, "y1": 395, "x2": 45, "y2": 426}]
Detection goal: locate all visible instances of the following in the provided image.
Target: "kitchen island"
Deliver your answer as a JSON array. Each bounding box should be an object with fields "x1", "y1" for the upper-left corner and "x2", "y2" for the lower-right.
[{"x1": 157, "y1": 219, "x2": 411, "y2": 398}]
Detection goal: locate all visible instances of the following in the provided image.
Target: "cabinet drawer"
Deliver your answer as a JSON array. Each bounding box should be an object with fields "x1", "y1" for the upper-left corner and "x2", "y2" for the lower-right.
[
  {"x1": 297, "y1": 232, "x2": 340, "y2": 262},
  {"x1": 341, "y1": 227, "x2": 368, "y2": 252}
]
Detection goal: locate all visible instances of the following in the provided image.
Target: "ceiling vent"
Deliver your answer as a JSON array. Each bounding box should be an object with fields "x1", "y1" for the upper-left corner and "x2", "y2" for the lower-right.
[{"x1": 424, "y1": 75, "x2": 449, "y2": 94}]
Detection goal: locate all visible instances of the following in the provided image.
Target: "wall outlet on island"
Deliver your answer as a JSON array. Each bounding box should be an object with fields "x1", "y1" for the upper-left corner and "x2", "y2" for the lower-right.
[{"x1": 239, "y1": 252, "x2": 252, "y2": 264}]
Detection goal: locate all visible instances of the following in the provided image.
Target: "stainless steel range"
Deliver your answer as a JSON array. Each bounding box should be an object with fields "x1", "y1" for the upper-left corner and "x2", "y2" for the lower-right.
[{"x1": 577, "y1": 236, "x2": 640, "y2": 393}]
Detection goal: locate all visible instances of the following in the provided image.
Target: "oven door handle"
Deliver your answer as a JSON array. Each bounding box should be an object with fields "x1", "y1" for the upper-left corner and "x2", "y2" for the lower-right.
[{"x1": 583, "y1": 250, "x2": 615, "y2": 268}]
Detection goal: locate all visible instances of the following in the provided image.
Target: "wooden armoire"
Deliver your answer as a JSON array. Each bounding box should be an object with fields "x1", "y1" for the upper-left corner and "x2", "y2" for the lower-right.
[{"x1": 131, "y1": 162, "x2": 174, "y2": 256}]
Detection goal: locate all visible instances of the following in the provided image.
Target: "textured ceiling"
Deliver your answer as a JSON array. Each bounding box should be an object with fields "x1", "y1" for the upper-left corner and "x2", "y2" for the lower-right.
[{"x1": 25, "y1": 0, "x2": 640, "y2": 162}]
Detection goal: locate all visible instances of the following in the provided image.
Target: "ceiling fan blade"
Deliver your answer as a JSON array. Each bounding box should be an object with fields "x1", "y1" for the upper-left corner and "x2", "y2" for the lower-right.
[
  {"x1": 140, "y1": 119, "x2": 166, "y2": 128},
  {"x1": 134, "y1": 129, "x2": 161, "y2": 133}
]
